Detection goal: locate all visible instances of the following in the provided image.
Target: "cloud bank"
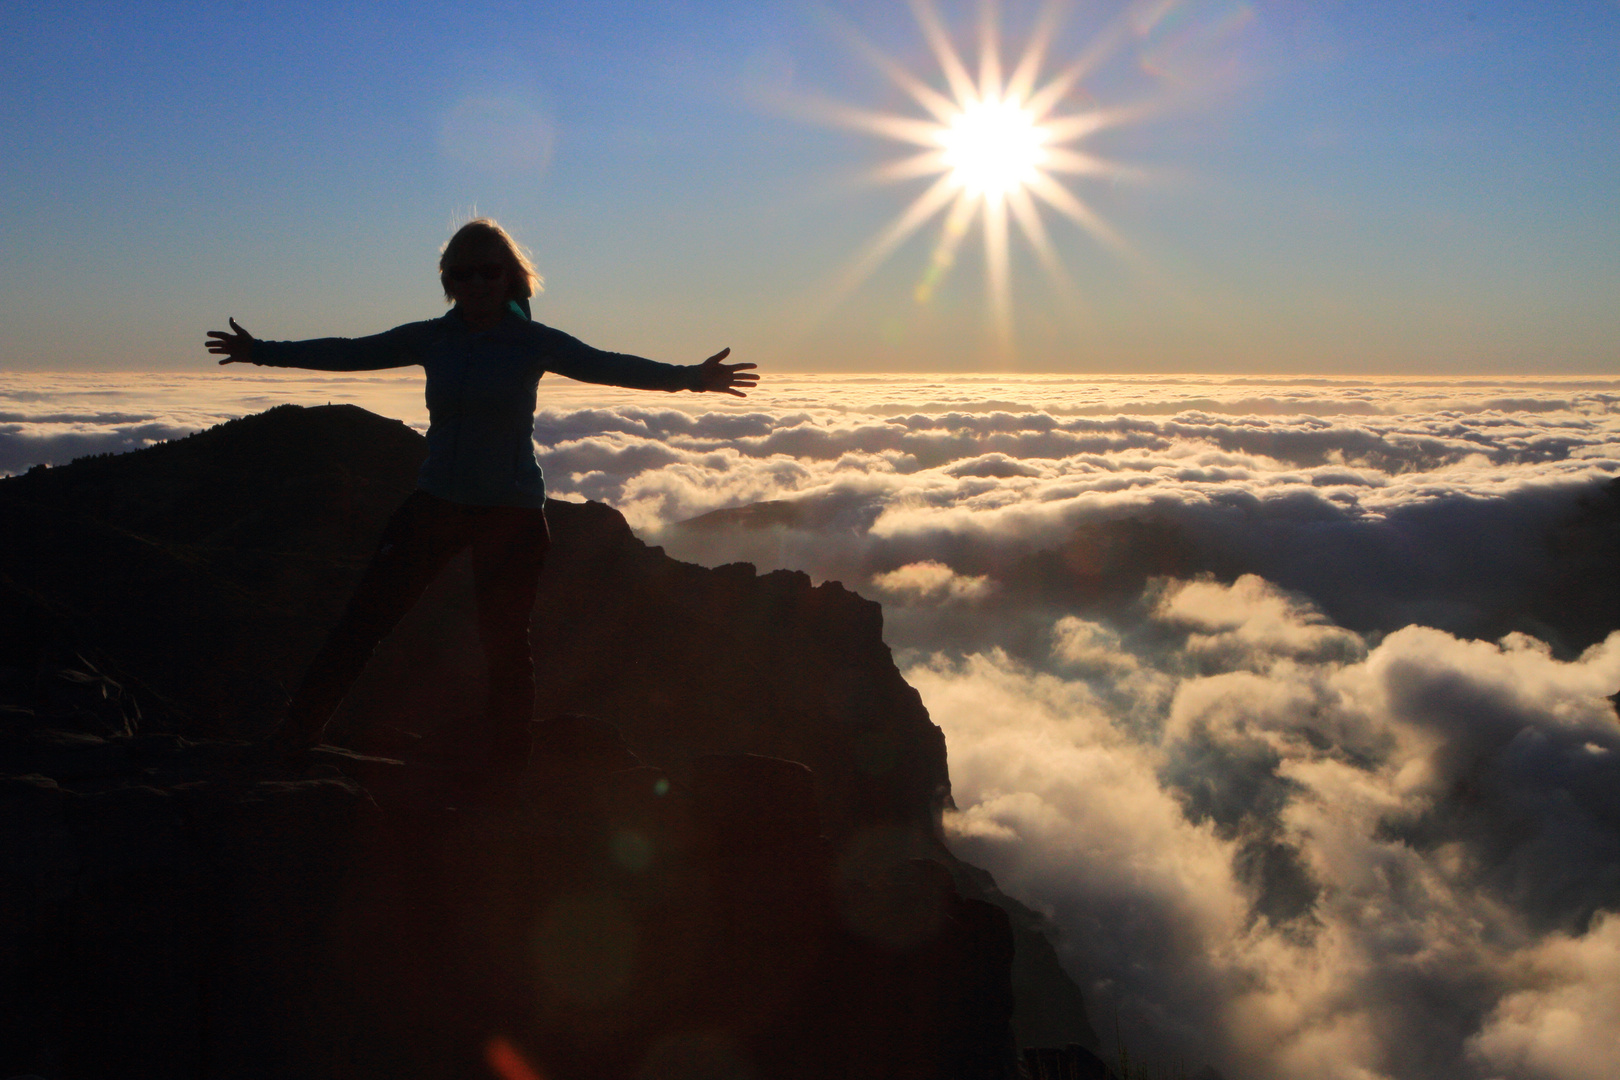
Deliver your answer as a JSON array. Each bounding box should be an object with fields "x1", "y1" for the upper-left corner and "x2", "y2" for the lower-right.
[
  {"x1": 927, "y1": 602, "x2": 1620, "y2": 1080},
  {"x1": 7, "y1": 371, "x2": 1620, "y2": 1079},
  {"x1": 0, "y1": 370, "x2": 430, "y2": 476}
]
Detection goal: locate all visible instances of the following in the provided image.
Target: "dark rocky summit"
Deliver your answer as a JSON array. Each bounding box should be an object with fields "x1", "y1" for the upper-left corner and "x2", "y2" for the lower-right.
[{"x1": 0, "y1": 405, "x2": 1097, "y2": 1078}]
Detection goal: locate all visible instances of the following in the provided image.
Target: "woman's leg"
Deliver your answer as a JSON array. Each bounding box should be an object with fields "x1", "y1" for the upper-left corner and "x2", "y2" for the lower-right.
[
  {"x1": 470, "y1": 505, "x2": 550, "y2": 771},
  {"x1": 277, "y1": 491, "x2": 469, "y2": 748}
]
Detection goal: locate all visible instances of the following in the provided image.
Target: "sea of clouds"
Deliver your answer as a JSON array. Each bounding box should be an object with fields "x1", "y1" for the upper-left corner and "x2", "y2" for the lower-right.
[{"x1": 6, "y1": 370, "x2": 1620, "y2": 1080}]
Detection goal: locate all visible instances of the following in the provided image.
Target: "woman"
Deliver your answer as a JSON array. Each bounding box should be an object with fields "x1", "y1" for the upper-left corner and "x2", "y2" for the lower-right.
[{"x1": 207, "y1": 219, "x2": 757, "y2": 775}]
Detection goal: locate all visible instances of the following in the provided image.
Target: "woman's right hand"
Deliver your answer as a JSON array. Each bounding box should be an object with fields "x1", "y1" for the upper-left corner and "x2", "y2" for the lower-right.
[
  {"x1": 206, "y1": 318, "x2": 257, "y2": 364},
  {"x1": 695, "y1": 347, "x2": 758, "y2": 397}
]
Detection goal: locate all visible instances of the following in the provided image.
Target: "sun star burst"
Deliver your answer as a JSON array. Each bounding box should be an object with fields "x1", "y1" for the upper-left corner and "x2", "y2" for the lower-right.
[
  {"x1": 941, "y1": 98, "x2": 1047, "y2": 197},
  {"x1": 796, "y1": 0, "x2": 1147, "y2": 353}
]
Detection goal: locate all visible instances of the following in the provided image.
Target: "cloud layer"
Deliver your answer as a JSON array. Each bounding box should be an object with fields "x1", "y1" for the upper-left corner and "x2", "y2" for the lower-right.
[
  {"x1": 0, "y1": 370, "x2": 430, "y2": 476},
  {"x1": 928, "y1": 603, "x2": 1620, "y2": 1080},
  {"x1": 7, "y1": 371, "x2": 1620, "y2": 1079}
]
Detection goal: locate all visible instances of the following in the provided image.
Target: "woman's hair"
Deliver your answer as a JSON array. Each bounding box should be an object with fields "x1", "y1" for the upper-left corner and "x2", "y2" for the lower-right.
[{"x1": 438, "y1": 218, "x2": 543, "y2": 302}]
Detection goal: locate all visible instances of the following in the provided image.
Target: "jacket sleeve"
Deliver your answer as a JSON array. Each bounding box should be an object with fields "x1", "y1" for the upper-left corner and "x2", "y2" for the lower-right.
[
  {"x1": 532, "y1": 324, "x2": 703, "y2": 392},
  {"x1": 252, "y1": 322, "x2": 427, "y2": 372}
]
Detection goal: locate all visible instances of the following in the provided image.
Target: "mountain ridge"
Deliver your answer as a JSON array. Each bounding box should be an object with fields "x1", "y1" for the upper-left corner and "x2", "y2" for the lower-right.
[{"x1": 0, "y1": 403, "x2": 1100, "y2": 1075}]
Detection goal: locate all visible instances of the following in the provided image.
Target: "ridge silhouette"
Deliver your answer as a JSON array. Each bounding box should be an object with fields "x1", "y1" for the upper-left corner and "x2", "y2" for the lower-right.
[{"x1": 0, "y1": 403, "x2": 1100, "y2": 1077}]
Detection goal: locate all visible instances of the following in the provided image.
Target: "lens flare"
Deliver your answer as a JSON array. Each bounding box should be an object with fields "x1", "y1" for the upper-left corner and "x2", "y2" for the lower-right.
[{"x1": 485, "y1": 1036, "x2": 546, "y2": 1080}]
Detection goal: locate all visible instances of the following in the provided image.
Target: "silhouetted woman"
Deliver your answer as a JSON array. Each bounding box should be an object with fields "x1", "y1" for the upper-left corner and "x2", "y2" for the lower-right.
[{"x1": 208, "y1": 219, "x2": 756, "y2": 774}]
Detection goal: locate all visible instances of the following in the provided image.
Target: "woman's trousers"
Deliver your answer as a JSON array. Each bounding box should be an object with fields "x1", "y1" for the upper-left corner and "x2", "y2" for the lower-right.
[{"x1": 281, "y1": 489, "x2": 550, "y2": 752}]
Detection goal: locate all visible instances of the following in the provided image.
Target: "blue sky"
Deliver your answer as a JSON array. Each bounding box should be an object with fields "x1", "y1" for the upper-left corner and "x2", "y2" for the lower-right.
[{"x1": 2, "y1": 0, "x2": 1617, "y2": 373}]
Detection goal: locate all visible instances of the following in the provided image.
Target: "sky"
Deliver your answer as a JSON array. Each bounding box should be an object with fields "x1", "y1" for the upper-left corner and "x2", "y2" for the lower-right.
[{"x1": 3, "y1": 0, "x2": 1618, "y2": 374}]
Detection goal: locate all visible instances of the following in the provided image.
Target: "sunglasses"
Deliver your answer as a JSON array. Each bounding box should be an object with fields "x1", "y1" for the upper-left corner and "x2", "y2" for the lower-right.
[{"x1": 446, "y1": 263, "x2": 507, "y2": 283}]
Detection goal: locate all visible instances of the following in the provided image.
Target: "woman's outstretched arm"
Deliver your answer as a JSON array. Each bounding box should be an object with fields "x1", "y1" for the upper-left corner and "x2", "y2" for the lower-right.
[
  {"x1": 206, "y1": 318, "x2": 424, "y2": 371},
  {"x1": 536, "y1": 325, "x2": 758, "y2": 397}
]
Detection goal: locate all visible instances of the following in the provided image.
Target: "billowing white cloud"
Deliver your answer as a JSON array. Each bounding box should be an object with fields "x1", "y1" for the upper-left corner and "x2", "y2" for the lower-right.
[
  {"x1": 1156, "y1": 575, "x2": 1365, "y2": 667},
  {"x1": 1468, "y1": 913, "x2": 1620, "y2": 1080},
  {"x1": 870, "y1": 561, "x2": 992, "y2": 604},
  {"x1": 927, "y1": 604, "x2": 1620, "y2": 1080}
]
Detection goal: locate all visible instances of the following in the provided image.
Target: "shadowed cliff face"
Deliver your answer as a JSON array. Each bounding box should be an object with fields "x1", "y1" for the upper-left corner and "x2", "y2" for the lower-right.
[
  {"x1": 0, "y1": 403, "x2": 947, "y2": 846},
  {"x1": 0, "y1": 403, "x2": 1100, "y2": 1072},
  {"x1": 0, "y1": 404, "x2": 428, "y2": 731},
  {"x1": 0, "y1": 733, "x2": 1023, "y2": 1080},
  {"x1": 346, "y1": 495, "x2": 952, "y2": 851}
]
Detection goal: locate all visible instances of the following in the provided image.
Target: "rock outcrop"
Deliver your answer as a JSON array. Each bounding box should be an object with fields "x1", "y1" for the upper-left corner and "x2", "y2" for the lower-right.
[
  {"x1": 0, "y1": 730, "x2": 1019, "y2": 1079},
  {"x1": 0, "y1": 404, "x2": 1097, "y2": 1077}
]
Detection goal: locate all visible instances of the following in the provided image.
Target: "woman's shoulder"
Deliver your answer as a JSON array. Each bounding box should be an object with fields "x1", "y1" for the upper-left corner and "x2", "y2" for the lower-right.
[
  {"x1": 510, "y1": 317, "x2": 582, "y2": 349},
  {"x1": 402, "y1": 312, "x2": 462, "y2": 342},
  {"x1": 375, "y1": 313, "x2": 456, "y2": 335}
]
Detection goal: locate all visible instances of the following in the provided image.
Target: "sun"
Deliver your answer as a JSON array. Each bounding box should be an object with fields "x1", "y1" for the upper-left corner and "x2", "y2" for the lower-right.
[
  {"x1": 940, "y1": 98, "x2": 1047, "y2": 197},
  {"x1": 788, "y1": 0, "x2": 1147, "y2": 351}
]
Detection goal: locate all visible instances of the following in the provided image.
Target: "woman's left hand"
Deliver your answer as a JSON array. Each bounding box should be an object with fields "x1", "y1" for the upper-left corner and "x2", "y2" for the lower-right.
[{"x1": 696, "y1": 348, "x2": 758, "y2": 397}]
